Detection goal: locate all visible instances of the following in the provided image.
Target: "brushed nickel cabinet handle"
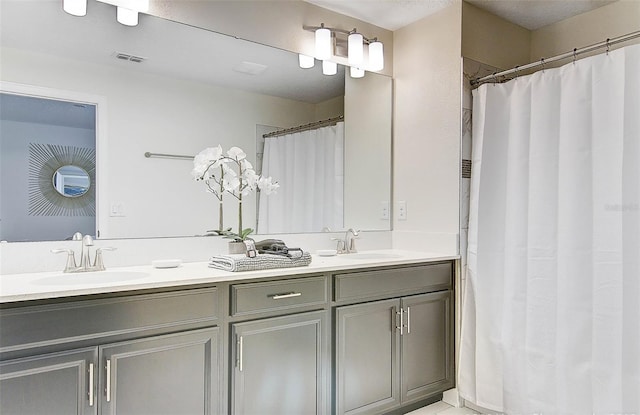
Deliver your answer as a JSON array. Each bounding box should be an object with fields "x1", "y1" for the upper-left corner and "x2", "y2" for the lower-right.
[
  {"x1": 396, "y1": 308, "x2": 404, "y2": 336},
  {"x1": 238, "y1": 336, "x2": 244, "y2": 372},
  {"x1": 105, "y1": 359, "x2": 111, "y2": 402},
  {"x1": 88, "y1": 363, "x2": 94, "y2": 407},
  {"x1": 406, "y1": 307, "x2": 411, "y2": 334},
  {"x1": 271, "y1": 292, "x2": 302, "y2": 300}
]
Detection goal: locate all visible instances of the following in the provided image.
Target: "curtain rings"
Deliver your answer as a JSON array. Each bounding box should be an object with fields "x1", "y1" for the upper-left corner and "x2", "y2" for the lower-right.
[
  {"x1": 514, "y1": 65, "x2": 519, "y2": 80},
  {"x1": 573, "y1": 48, "x2": 578, "y2": 64},
  {"x1": 492, "y1": 72, "x2": 497, "y2": 85},
  {"x1": 606, "y1": 38, "x2": 611, "y2": 55},
  {"x1": 541, "y1": 57, "x2": 546, "y2": 73}
]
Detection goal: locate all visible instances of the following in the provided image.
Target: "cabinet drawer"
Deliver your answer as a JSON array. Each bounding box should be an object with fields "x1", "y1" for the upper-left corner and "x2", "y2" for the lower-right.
[
  {"x1": 231, "y1": 276, "x2": 327, "y2": 317},
  {"x1": 334, "y1": 262, "x2": 452, "y2": 302},
  {"x1": 0, "y1": 288, "x2": 218, "y2": 353}
]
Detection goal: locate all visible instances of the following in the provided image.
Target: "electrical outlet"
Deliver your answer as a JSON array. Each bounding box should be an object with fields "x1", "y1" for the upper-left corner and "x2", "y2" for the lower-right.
[
  {"x1": 397, "y1": 201, "x2": 407, "y2": 220},
  {"x1": 110, "y1": 202, "x2": 126, "y2": 217},
  {"x1": 381, "y1": 201, "x2": 390, "y2": 220}
]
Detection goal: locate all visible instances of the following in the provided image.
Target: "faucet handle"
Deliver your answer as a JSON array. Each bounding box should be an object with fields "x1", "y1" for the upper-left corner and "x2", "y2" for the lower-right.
[
  {"x1": 331, "y1": 237, "x2": 346, "y2": 254},
  {"x1": 51, "y1": 249, "x2": 78, "y2": 273},
  {"x1": 93, "y1": 247, "x2": 116, "y2": 271}
]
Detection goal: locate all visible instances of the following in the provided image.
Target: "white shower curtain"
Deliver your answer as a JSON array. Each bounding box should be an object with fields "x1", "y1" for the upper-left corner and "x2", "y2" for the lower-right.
[
  {"x1": 257, "y1": 122, "x2": 344, "y2": 233},
  {"x1": 459, "y1": 44, "x2": 640, "y2": 414}
]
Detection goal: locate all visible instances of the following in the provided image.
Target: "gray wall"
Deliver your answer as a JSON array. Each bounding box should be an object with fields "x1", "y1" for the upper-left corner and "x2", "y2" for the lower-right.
[{"x1": 0, "y1": 120, "x2": 95, "y2": 242}]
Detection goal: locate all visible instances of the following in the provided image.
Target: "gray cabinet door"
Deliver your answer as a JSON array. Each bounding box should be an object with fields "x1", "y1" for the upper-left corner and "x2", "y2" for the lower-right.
[
  {"x1": 99, "y1": 327, "x2": 219, "y2": 415},
  {"x1": 0, "y1": 347, "x2": 97, "y2": 415},
  {"x1": 335, "y1": 299, "x2": 401, "y2": 415},
  {"x1": 231, "y1": 310, "x2": 327, "y2": 415},
  {"x1": 401, "y1": 291, "x2": 454, "y2": 405}
]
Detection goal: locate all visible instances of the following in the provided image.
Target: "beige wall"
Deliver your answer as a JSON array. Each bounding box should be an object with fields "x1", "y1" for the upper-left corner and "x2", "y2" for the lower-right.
[
  {"x1": 343, "y1": 73, "x2": 392, "y2": 232},
  {"x1": 148, "y1": 0, "x2": 394, "y2": 77},
  {"x1": 462, "y1": 1, "x2": 531, "y2": 70},
  {"x1": 531, "y1": 0, "x2": 640, "y2": 61},
  {"x1": 392, "y1": 4, "x2": 463, "y2": 252}
]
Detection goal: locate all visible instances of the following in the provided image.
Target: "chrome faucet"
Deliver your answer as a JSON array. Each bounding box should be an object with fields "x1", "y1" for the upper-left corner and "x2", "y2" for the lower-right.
[
  {"x1": 52, "y1": 232, "x2": 116, "y2": 273},
  {"x1": 344, "y1": 228, "x2": 360, "y2": 253},
  {"x1": 79, "y1": 234, "x2": 94, "y2": 270}
]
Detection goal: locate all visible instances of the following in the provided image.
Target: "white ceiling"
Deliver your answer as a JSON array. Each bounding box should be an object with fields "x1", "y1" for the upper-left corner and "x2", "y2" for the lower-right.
[
  {"x1": 0, "y1": 0, "x2": 345, "y2": 105},
  {"x1": 305, "y1": 0, "x2": 618, "y2": 31}
]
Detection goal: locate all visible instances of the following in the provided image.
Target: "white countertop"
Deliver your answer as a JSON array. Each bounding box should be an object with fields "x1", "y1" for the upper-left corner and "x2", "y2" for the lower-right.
[{"x1": 0, "y1": 250, "x2": 458, "y2": 303}]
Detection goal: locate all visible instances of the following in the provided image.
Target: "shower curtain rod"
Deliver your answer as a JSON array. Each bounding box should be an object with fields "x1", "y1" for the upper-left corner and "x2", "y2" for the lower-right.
[
  {"x1": 263, "y1": 115, "x2": 344, "y2": 138},
  {"x1": 470, "y1": 30, "x2": 640, "y2": 87}
]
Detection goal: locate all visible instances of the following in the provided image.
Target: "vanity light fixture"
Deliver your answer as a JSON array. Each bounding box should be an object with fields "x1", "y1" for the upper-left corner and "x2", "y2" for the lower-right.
[
  {"x1": 348, "y1": 31, "x2": 364, "y2": 66},
  {"x1": 298, "y1": 54, "x2": 315, "y2": 69},
  {"x1": 350, "y1": 67, "x2": 365, "y2": 78},
  {"x1": 322, "y1": 60, "x2": 337, "y2": 76},
  {"x1": 368, "y1": 40, "x2": 384, "y2": 71},
  {"x1": 64, "y1": 0, "x2": 149, "y2": 26},
  {"x1": 116, "y1": 6, "x2": 140, "y2": 26},
  {"x1": 63, "y1": 0, "x2": 87, "y2": 16},
  {"x1": 315, "y1": 24, "x2": 332, "y2": 60},
  {"x1": 304, "y1": 23, "x2": 384, "y2": 76}
]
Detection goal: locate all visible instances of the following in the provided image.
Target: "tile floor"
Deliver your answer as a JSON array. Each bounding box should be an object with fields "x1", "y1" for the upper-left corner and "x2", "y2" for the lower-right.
[{"x1": 408, "y1": 401, "x2": 480, "y2": 415}]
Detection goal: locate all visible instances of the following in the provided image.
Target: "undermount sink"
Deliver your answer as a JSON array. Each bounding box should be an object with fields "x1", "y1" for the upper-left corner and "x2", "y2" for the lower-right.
[
  {"x1": 34, "y1": 271, "x2": 150, "y2": 286},
  {"x1": 339, "y1": 252, "x2": 403, "y2": 260}
]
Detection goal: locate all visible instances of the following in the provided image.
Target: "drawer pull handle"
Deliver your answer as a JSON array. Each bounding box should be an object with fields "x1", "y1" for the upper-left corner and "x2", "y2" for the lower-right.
[
  {"x1": 406, "y1": 307, "x2": 411, "y2": 334},
  {"x1": 106, "y1": 359, "x2": 111, "y2": 402},
  {"x1": 271, "y1": 292, "x2": 302, "y2": 300},
  {"x1": 88, "y1": 362, "x2": 94, "y2": 407}
]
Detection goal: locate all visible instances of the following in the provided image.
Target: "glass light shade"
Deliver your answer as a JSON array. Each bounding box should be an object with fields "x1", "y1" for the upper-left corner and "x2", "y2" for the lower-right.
[
  {"x1": 350, "y1": 67, "x2": 365, "y2": 78},
  {"x1": 63, "y1": 0, "x2": 87, "y2": 16},
  {"x1": 117, "y1": 7, "x2": 139, "y2": 26},
  {"x1": 315, "y1": 27, "x2": 332, "y2": 60},
  {"x1": 368, "y1": 41, "x2": 384, "y2": 71},
  {"x1": 322, "y1": 60, "x2": 337, "y2": 76},
  {"x1": 298, "y1": 54, "x2": 315, "y2": 69},
  {"x1": 348, "y1": 33, "x2": 364, "y2": 66}
]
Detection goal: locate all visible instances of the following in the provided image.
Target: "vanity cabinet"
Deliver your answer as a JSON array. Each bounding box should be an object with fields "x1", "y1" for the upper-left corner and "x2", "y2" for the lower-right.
[
  {"x1": 230, "y1": 311, "x2": 326, "y2": 415},
  {"x1": 0, "y1": 287, "x2": 221, "y2": 414},
  {"x1": 0, "y1": 348, "x2": 97, "y2": 415},
  {"x1": 334, "y1": 263, "x2": 454, "y2": 415},
  {"x1": 228, "y1": 276, "x2": 329, "y2": 415},
  {"x1": 99, "y1": 328, "x2": 218, "y2": 415},
  {"x1": 0, "y1": 259, "x2": 455, "y2": 415}
]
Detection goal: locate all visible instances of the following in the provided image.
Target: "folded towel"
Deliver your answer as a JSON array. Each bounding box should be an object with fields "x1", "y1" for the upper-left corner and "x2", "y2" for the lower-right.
[{"x1": 208, "y1": 252, "x2": 312, "y2": 272}]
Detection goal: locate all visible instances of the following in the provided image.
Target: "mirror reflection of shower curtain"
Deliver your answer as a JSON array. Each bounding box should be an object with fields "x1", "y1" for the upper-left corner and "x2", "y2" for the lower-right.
[{"x1": 258, "y1": 122, "x2": 344, "y2": 233}]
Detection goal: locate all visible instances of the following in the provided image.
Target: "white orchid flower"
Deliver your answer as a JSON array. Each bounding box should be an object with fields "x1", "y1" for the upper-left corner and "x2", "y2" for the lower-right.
[
  {"x1": 223, "y1": 175, "x2": 240, "y2": 192},
  {"x1": 257, "y1": 176, "x2": 279, "y2": 195},
  {"x1": 227, "y1": 146, "x2": 247, "y2": 161}
]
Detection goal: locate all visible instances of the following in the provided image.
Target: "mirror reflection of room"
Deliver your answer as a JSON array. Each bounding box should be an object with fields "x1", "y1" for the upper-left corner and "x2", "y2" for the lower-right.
[
  {"x1": 0, "y1": 0, "x2": 391, "y2": 242},
  {"x1": 0, "y1": 93, "x2": 96, "y2": 242}
]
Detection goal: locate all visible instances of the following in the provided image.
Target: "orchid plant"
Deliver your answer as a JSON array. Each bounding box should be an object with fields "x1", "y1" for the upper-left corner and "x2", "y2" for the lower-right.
[{"x1": 191, "y1": 145, "x2": 278, "y2": 241}]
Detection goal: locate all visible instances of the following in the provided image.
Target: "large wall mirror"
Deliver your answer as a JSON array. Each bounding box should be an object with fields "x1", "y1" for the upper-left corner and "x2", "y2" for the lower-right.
[{"x1": 0, "y1": 0, "x2": 392, "y2": 242}]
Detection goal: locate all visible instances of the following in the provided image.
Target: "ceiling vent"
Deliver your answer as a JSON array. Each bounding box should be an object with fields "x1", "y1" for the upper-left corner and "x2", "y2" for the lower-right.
[{"x1": 114, "y1": 52, "x2": 146, "y2": 63}]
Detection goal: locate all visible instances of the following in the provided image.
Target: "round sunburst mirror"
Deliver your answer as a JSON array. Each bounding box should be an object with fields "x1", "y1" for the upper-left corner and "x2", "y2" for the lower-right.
[{"x1": 28, "y1": 143, "x2": 95, "y2": 216}]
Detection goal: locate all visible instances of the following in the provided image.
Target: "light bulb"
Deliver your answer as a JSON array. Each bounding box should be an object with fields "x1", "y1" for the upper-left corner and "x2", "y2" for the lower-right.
[
  {"x1": 348, "y1": 32, "x2": 364, "y2": 66},
  {"x1": 117, "y1": 7, "x2": 139, "y2": 26},
  {"x1": 322, "y1": 60, "x2": 337, "y2": 76},
  {"x1": 368, "y1": 41, "x2": 384, "y2": 71},
  {"x1": 298, "y1": 54, "x2": 315, "y2": 69},
  {"x1": 63, "y1": 0, "x2": 87, "y2": 16},
  {"x1": 315, "y1": 26, "x2": 332, "y2": 60},
  {"x1": 350, "y1": 67, "x2": 365, "y2": 78}
]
